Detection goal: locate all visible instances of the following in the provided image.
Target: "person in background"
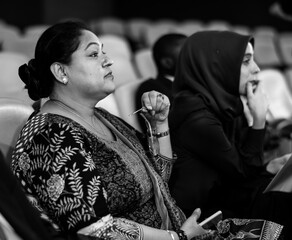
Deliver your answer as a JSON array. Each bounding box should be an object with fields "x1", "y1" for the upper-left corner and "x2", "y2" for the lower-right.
[
  {"x1": 10, "y1": 20, "x2": 211, "y2": 240},
  {"x1": 135, "y1": 33, "x2": 187, "y2": 133},
  {"x1": 168, "y1": 30, "x2": 292, "y2": 238}
]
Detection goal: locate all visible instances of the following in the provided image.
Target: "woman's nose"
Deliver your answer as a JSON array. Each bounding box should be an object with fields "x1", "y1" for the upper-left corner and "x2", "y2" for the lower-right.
[
  {"x1": 254, "y1": 62, "x2": 260, "y2": 74},
  {"x1": 103, "y1": 56, "x2": 114, "y2": 67}
]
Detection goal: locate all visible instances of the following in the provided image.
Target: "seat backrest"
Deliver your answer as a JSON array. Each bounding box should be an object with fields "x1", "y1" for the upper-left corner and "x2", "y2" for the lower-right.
[
  {"x1": 285, "y1": 67, "x2": 292, "y2": 92},
  {"x1": 0, "y1": 25, "x2": 21, "y2": 43},
  {"x1": 23, "y1": 24, "x2": 50, "y2": 39},
  {"x1": 231, "y1": 25, "x2": 251, "y2": 35},
  {"x1": 204, "y1": 20, "x2": 231, "y2": 31},
  {"x1": 253, "y1": 35, "x2": 282, "y2": 68},
  {"x1": 90, "y1": 17, "x2": 126, "y2": 37},
  {"x1": 2, "y1": 35, "x2": 37, "y2": 59},
  {"x1": 0, "y1": 52, "x2": 34, "y2": 105},
  {"x1": 95, "y1": 93, "x2": 121, "y2": 117},
  {"x1": 252, "y1": 26, "x2": 278, "y2": 38},
  {"x1": 110, "y1": 56, "x2": 140, "y2": 87},
  {"x1": 125, "y1": 18, "x2": 152, "y2": 46},
  {"x1": 143, "y1": 19, "x2": 178, "y2": 47},
  {"x1": 114, "y1": 81, "x2": 144, "y2": 132},
  {"x1": 134, "y1": 48, "x2": 157, "y2": 79},
  {"x1": 278, "y1": 32, "x2": 292, "y2": 66},
  {"x1": 99, "y1": 34, "x2": 133, "y2": 60},
  {"x1": 174, "y1": 20, "x2": 205, "y2": 36},
  {"x1": 0, "y1": 98, "x2": 34, "y2": 165},
  {"x1": 259, "y1": 68, "x2": 292, "y2": 122}
]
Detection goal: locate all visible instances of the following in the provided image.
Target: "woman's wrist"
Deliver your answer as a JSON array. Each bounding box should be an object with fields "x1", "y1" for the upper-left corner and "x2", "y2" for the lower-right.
[
  {"x1": 166, "y1": 229, "x2": 188, "y2": 240},
  {"x1": 252, "y1": 118, "x2": 266, "y2": 129},
  {"x1": 176, "y1": 229, "x2": 188, "y2": 240},
  {"x1": 152, "y1": 119, "x2": 169, "y2": 132},
  {"x1": 148, "y1": 129, "x2": 170, "y2": 138}
]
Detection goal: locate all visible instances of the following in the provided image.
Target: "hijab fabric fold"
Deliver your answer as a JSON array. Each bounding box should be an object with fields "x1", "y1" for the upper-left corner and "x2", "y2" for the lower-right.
[{"x1": 171, "y1": 31, "x2": 254, "y2": 123}]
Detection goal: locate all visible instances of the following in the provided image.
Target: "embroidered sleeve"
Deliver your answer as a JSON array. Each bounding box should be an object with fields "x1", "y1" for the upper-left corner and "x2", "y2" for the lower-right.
[
  {"x1": 11, "y1": 119, "x2": 144, "y2": 239},
  {"x1": 78, "y1": 215, "x2": 143, "y2": 240}
]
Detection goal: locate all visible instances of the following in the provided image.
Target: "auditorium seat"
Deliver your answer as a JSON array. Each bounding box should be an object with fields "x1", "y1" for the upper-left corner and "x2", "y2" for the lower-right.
[
  {"x1": 134, "y1": 48, "x2": 157, "y2": 79},
  {"x1": 259, "y1": 68, "x2": 292, "y2": 122},
  {"x1": 99, "y1": 34, "x2": 133, "y2": 60},
  {"x1": 0, "y1": 98, "x2": 34, "y2": 165},
  {"x1": 278, "y1": 32, "x2": 292, "y2": 67},
  {"x1": 0, "y1": 52, "x2": 34, "y2": 105},
  {"x1": 114, "y1": 81, "x2": 144, "y2": 132}
]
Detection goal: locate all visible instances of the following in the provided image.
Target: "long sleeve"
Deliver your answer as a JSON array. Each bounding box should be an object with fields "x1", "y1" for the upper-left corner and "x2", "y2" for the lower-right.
[
  {"x1": 11, "y1": 118, "x2": 143, "y2": 239},
  {"x1": 174, "y1": 109, "x2": 265, "y2": 179}
]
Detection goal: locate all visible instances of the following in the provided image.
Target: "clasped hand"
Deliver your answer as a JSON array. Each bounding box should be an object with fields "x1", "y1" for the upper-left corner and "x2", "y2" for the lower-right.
[{"x1": 140, "y1": 91, "x2": 170, "y2": 125}]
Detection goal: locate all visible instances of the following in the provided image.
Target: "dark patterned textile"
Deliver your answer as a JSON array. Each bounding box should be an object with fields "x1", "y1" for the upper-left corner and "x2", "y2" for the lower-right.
[
  {"x1": 11, "y1": 108, "x2": 284, "y2": 240},
  {"x1": 216, "y1": 218, "x2": 283, "y2": 240},
  {"x1": 11, "y1": 108, "x2": 185, "y2": 239}
]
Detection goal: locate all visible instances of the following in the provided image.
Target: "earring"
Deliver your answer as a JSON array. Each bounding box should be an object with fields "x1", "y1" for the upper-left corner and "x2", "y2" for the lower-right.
[{"x1": 62, "y1": 76, "x2": 68, "y2": 85}]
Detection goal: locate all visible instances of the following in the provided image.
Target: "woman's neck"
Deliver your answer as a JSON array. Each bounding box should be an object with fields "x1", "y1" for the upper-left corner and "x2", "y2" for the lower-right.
[
  {"x1": 47, "y1": 97, "x2": 114, "y2": 140},
  {"x1": 49, "y1": 94, "x2": 96, "y2": 118}
]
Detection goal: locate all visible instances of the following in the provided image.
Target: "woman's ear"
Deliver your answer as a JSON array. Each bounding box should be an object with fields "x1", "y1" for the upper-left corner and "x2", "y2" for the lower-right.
[{"x1": 50, "y1": 62, "x2": 68, "y2": 85}]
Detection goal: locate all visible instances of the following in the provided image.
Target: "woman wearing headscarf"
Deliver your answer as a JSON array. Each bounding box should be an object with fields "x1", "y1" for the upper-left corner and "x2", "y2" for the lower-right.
[{"x1": 169, "y1": 31, "x2": 292, "y2": 237}]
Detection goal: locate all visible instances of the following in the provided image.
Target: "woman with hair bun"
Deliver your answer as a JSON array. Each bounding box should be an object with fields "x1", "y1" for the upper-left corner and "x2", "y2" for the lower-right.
[{"x1": 12, "y1": 20, "x2": 208, "y2": 240}]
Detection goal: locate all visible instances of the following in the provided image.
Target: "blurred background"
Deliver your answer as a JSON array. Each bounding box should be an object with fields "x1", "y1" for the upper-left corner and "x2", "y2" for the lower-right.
[
  {"x1": 0, "y1": 0, "x2": 291, "y2": 31},
  {"x1": 1, "y1": 0, "x2": 292, "y2": 163}
]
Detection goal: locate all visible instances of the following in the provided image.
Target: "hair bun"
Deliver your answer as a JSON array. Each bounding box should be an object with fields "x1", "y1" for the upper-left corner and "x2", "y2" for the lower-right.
[{"x1": 18, "y1": 59, "x2": 41, "y2": 101}]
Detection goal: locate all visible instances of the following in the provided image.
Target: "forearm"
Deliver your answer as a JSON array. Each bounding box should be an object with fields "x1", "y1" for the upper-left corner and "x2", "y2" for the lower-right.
[
  {"x1": 252, "y1": 116, "x2": 266, "y2": 129},
  {"x1": 155, "y1": 119, "x2": 172, "y2": 158},
  {"x1": 78, "y1": 215, "x2": 189, "y2": 240}
]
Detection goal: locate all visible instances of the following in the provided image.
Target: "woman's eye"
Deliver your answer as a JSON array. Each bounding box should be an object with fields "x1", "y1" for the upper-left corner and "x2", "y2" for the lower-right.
[
  {"x1": 90, "y1": 52, "x2": 99, "y2": 57},
  {"x1": 243, "y1": 58, "x2": 250, "y2": 65}
]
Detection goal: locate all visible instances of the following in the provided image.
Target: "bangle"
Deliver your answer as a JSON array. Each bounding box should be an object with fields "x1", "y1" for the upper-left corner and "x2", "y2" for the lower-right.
[
  {"x1": 176, "y1": 229, "x2": 188, "y2": 240},
  {"x1": 154, "y1": 129, "x2": 170, "y2": 138},
  {"x1": 166, "y1": 230, "x2": 175, "y2": 240}
]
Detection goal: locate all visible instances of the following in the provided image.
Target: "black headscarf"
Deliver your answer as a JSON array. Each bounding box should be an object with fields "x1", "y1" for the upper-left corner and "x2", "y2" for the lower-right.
[{"x1": 171, "y1": 31, "x2": 254, "y2": 124}]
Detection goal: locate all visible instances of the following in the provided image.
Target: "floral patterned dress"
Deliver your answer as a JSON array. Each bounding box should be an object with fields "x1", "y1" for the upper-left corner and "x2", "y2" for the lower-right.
[{"x1": 11, "y1": 108, "x2": 185, "y2": 239}]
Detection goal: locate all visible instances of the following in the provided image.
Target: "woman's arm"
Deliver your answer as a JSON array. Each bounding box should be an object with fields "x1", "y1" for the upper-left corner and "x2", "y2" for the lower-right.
[
  {"x1": 140, "y1": 91, "x2": 173, "y2": 159},
  {"x1": 78, "y1": 209, "x2": 210, "y2": 240},
  {"x1": 178, "y1": 111, "x2": 265, "y2": 178},
  {"x1": 138, "y1": 91, "x2": 176, "y2": 181},
  {"x1": 12, "y1": 118, "x2": 209, "y2": 240}
]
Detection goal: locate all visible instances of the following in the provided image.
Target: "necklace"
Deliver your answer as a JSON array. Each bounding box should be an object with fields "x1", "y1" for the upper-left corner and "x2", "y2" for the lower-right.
[{"x1": 50, "y1": 99, "x2": 107, "y2": 137}]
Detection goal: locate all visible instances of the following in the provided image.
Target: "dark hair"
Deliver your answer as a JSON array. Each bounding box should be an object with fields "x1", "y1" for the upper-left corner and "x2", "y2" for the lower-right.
[
  {"x1": 152, "y1": 33, "x2": 187, "y2": 73},
  {"x1": 18, "y1": 20, "x2": 90, "y2": 101}
]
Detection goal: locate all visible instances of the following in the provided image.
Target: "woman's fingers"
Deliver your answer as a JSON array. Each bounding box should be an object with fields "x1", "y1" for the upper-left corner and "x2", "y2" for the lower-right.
[{"x1": 141, "y1": 91, "x2": 170, "y2": 115}]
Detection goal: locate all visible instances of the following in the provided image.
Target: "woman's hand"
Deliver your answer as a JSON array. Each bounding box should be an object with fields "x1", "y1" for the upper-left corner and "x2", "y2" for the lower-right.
[
  {"x1": 266, "y1": 153, "x2": 291, "y2": 175},
  {"x1": 180, "y1": 208, "x2": 210, "y2": 239},
  {"x1": 246, "y1": 81, "x2": 269, "y2": 129},
  {"x1": 141, "y1": 91, "x2": 170, "y2": 125}
]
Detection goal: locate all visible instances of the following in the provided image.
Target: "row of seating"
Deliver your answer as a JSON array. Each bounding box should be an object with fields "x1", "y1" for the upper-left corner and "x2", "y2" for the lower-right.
[
  {"x1": 89, "y1": 17, "x2": 292, "y2": 68},
  {"x1": 1, "y1": 18, "x2": 292, "y2": 69}
]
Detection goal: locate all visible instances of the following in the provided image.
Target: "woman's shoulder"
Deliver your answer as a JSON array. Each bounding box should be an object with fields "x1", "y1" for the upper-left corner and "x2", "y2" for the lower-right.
[
  {"x1": 24, "y1": 112, "x2": 72, "y2": 131},
  {"x1": 17, "y1": 112, "x2": 79, "y2": 147},
  {"x1": 184, "y1": 107, "x2": 221, "y2": 127}
]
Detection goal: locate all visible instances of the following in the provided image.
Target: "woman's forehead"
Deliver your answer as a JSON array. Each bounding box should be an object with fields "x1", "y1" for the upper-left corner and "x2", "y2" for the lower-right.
[
  {"x1": 78, "y1": 30, "x2": 102, "y2": 49},
  {"x1": 245, "y1": 42, "x2": 254, "y2": 53}
]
